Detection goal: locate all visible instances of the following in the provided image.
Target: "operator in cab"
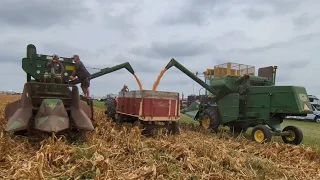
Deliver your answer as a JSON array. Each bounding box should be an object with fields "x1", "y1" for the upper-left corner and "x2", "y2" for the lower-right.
[
  {"x1": 69, "y1": 55, "x2": 91, "y2": 99},
  {"x1": 121, "y1": 84, "x2": 129, "y2": 92},
  {"x1": 45, "y1": 54, "x2": 65, "y2": 83}
]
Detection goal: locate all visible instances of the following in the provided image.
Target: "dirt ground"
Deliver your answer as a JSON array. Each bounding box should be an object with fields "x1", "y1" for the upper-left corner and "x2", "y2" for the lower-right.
[{"x1": 0, "y1": 94, "x2": 319, "y2": 180}]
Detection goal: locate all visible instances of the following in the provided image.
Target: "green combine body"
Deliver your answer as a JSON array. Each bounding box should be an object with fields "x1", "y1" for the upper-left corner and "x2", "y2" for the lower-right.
[
  {"x1": 165, "y1": 58, "x2": 312, "y2": 145},
  {"x1": 4, "y1": 44, "x2": 136, "y2": 139}
]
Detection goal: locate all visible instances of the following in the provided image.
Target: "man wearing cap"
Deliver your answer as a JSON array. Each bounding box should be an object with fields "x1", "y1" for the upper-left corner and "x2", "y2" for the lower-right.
[
  {"x1": 45, "y1": 54, "x2": 65, "y2": 83},
  {"x1": 69, "y1": 55, "x2": 91, "y2": 99},
  {"x1": 121, "y1": 84, "x2": 129, "y2": 92}
]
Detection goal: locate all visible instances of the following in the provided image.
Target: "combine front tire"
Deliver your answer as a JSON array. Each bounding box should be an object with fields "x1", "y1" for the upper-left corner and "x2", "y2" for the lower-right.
[
  {"x1": 251, "y1": 125, "x2": 272, "y2": 143},
  {"x1": 281, "y1": 126, "x2": 303, "y2": 145},
  {"x1": 200, "y1": 106, "x2": 221, "y2": 132}
]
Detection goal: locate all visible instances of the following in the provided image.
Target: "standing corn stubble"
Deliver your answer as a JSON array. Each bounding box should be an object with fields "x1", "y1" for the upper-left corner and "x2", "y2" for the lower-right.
[{"x1": 69, "y1": 54, "x2": 91, "y2": 99}]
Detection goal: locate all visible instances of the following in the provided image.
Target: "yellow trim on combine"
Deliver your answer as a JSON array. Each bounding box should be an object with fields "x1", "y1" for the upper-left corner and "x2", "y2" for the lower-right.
[
  {"x1": 284, "y1": 130, "x2": 296, "y2": 141},
  {"x1": 253, "y1": 130, "x2": 265, "y2": 142},
  {"x1": 66, "y1": 65, "x2": 74, "y2": 71}
]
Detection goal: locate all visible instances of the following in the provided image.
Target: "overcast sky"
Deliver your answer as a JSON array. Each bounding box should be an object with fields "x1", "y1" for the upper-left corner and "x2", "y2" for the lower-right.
[{"x1": 0, "y1": 0, "x2": 320, "y2": 97}]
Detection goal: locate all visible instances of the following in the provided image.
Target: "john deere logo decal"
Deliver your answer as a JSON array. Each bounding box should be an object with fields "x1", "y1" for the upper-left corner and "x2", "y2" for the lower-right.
[{"x1": 299, "y1": 94, "x2": 308, "y2": 101}]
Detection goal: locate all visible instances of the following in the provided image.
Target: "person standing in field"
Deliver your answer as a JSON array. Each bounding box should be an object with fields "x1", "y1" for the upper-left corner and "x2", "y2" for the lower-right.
[{"x1": 69, "y1": 54, "x2": 91, "y2": 99}]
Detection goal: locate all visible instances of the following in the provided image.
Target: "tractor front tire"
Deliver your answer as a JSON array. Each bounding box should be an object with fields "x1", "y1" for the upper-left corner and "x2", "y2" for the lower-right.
[
  {"x1": 200, "y1": 106, "x2": 221, "y2": 133},
  {"x1": 251, "y1": 125, "x2": 272, "y2": 143},
  {"x1": 281, "y1": 126, "x2": 303, "y2": 145}
]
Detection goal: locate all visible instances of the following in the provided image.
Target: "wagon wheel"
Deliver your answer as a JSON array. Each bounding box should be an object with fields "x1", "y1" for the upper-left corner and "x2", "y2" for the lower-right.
[
  {"x1": 114, "y1": 114, "x2": 124, "y2": 125},
  {"x1": 200, "y1": 106, "x2": 221, "y2": 133},
  {"x1": 167, "y1": 121, "x2": 180, "y2": 135},
  {"x1": 141, "y1": 123, "x2": 154, "y2": 136},
  {"x1": 132, "y1": 120, "x2": 142, "y2": 135},
  {"x1": 104, "y1": 98, "x2": 116, "y2": 120}
]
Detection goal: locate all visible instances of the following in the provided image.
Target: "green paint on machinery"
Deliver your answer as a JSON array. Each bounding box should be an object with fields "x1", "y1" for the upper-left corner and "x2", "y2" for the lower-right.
[
  {"x1": 165, "y1": 58, "x2": 312, "y2": 145},
  {"x1": 4, "y1": 44, "x2": 136, "y2": 139}
]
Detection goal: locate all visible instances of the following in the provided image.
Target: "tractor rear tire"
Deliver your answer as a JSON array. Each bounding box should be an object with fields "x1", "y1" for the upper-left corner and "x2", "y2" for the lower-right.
[
  {"x1": 200, "y1": 106, "x2": 221, "y2": 133},
  {"x1": 281, "y1": 126, "x2": 303, "y2": 145},
  {"x1": 251, "y1": 125, "x2": 272, "y2": 143}
]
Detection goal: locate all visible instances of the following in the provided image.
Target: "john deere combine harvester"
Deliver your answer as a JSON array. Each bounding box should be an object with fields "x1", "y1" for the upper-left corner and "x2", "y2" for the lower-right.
[
  {"x1": 163, "y1": 58, "x2": 312, "y2": 145},
  {"x1": 4, "y1": 44, "x2": 136, "y2": 139}
]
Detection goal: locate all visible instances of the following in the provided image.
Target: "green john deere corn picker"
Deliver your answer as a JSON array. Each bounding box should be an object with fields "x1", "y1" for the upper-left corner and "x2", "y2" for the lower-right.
[
  {"x1": 163, "y1": 58, "x2": 312, "y2": 145},
  {"x1": 4, "y1": 44, "x2": 136, "y2": 140}
]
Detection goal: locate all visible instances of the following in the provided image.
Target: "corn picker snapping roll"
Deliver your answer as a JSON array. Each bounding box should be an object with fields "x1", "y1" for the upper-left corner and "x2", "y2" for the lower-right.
[
  {"x1": 163, "y1": 58, "x2": 312, "y2": 145},
  {"x1": 4, "y1": 44, "x2": 136, "y2": 139}
]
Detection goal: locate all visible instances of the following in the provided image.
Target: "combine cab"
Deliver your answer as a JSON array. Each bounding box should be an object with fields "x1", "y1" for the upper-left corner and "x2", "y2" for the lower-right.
[{"x1": 4, "y1": 44, "x2": 137, "y2": 140}]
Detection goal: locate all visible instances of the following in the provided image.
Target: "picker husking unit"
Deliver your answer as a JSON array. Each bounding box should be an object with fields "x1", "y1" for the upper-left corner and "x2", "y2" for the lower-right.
[
  {"x1": 163, "y1": 58, "x2": 312, "y2": 145},
  {"x1": 4, "y1": 44, "x2": 137, "y2": 138}
]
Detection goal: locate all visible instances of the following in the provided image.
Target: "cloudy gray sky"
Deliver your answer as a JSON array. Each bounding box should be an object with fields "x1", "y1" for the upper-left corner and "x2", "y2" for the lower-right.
[{"x1": 1, "y1": 0, "x2": 320, "y2": 97}]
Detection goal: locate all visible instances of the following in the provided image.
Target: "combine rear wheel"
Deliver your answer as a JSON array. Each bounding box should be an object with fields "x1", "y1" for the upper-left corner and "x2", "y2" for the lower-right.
[
  {"x1": 200, "y1": 106, "x2": 221, "y2": 132},
  {"x1": 114, "y1": 114, "x2": 124, "y2": 125},
  {"x1": 281, "y1": 126, "x2": 303, "y2": 145},
  {"x1": 251, "y1": 125, "x2": 272, "y2": 143}
]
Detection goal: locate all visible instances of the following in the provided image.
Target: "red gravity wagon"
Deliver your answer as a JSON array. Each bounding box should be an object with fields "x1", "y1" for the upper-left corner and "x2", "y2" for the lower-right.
[{"x1": 105, "y1": 90, "x2": 181, "y2": 135}]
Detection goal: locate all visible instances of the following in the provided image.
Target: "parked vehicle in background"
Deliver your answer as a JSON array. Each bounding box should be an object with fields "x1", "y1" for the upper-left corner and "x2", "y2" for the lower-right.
[
  {"x1": 286, "y1": 95, "x2": 320, "y2": 123},
  {"x1": 308, "y1": 95, "x2": 320, "y2": 109},
  {"x1": 180, "y1": 99, "x2": 188, "y2": 109}
]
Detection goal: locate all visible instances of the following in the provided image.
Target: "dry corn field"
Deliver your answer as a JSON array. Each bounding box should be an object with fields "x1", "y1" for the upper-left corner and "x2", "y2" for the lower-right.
[{"x1": 0, "y1": 94, "x2": 320, "y2": 180}]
